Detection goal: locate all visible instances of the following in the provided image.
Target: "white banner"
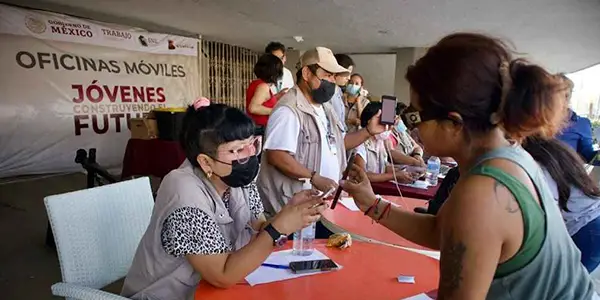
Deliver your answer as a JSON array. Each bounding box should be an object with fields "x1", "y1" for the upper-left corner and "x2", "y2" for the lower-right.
[{"x1": 0, "y1": 4, "x2": 200, "y2": 178}]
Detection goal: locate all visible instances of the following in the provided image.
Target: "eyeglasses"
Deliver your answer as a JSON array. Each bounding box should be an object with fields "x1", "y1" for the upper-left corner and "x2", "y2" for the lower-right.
[
  {"x1": 215, "y1": 136, "x2": 262, "y2": 165},
  {"x1": 401, "y1": 106, "x2": 451, "y2": 130}
]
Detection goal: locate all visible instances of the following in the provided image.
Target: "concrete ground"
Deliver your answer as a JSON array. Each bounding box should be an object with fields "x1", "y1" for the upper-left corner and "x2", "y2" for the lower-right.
[{"x1": 0, "y1": 173, "x2": 86, "y2": 300}]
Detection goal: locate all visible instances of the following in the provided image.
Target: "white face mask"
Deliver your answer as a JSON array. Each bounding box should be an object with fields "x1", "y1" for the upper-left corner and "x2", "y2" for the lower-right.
[{"x1": 375, "y1": 131, "x2": 391, "y2": 141}]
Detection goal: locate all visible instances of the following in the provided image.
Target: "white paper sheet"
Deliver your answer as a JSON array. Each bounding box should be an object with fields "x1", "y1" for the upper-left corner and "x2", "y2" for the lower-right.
[
  {"x1": 402, "y1": 294, "x2": 433, "y2": 300},
  {"x1": 396, "y1": 180, "x2": 430, "y2": 190},
  {"x1": 245, "y1": 249, "x2": 340, "y2": 286},
  {"x1": 339, "y1": 197, "x2": 361, "y2": 211}
]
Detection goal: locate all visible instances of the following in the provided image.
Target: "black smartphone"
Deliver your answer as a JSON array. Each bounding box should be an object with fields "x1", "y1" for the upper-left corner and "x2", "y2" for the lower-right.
[
  {"x1": 289, "y1": 259, "x2": 339, "y2": 274},
  {"x1": 380, "y1": 95, "x2": 397, "y2": 125},
  {"x1": 330, "y1": 153, "x2": 357, "y2": 209}
]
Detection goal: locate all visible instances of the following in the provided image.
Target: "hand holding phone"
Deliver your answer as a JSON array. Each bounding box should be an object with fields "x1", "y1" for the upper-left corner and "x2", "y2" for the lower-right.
[{"x1": 331, "y1": 153, "x2": 357, "y2": 209}]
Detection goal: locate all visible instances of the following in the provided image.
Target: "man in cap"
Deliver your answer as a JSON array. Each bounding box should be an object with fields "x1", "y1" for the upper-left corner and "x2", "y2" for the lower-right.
[{"x1": 258, "y1": 47, "x2": 385, "y2": 216}]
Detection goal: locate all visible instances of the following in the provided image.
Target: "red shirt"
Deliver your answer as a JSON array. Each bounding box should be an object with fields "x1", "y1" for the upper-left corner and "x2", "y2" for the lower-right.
[{"x1": 245, "y1": 79, "x2": 277, "y2": 127}]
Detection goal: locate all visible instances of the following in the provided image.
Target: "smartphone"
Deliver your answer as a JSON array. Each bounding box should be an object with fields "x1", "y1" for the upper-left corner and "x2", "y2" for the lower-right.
[
  {"x1": 380, "y1": 95, "x2": 397, "y2": 125},
  {"x1": 320, "y1": 187, "x2": 335, "y2": 199},
  {"x1": 289, "y1": 259, "x2": 339, "y2": 274},
  {"x1": 311, "y1": 188, "x2": 335, "y2": 208},
  {"x1": 330, "y1": 153, "x2": 357, "y2": 209}
]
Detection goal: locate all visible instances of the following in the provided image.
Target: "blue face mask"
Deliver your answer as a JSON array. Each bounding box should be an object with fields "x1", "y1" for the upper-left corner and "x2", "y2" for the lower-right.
[
  {"x1": 346, "y1": 84, "x2": 361, "y2": 96},
  {"x1": 396, "y1": 120, "x2": 407, "y2": 132}
]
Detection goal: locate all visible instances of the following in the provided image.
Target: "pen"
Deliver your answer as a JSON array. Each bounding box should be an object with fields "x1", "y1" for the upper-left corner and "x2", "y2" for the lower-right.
[{"x1": 261, "y1": 263, "x2": 290, "y2": 270}]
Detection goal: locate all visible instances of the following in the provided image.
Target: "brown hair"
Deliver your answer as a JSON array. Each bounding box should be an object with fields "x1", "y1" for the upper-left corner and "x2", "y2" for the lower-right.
[
  {"x1": 350, "y1": 73, "x2": 365, "y2": 85},
  {"x1": 406, "y1": 33, "x2": 567, "y2": 140}
]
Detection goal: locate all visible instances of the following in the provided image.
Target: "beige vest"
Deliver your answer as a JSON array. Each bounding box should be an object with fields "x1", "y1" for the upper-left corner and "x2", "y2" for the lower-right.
[
  {"x1": 258, "y1": 87, "x2": 346, "y2": 217},
  {"x1": 121, "y1": 160, "x2": 256, "y2": 300},
  {"x1": 364, "y1": 139, "x2": 389, "y2": 174},
  {"x1": 344, "y1": 95, "x2": 369, "y2": 133},
  {"x1": 391, "y1": 128, "x2": 415, "y2": 155}
]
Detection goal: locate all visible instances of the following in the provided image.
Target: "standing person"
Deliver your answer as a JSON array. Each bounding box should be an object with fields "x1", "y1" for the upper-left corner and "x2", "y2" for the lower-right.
[
  {"x1": 341, "y1": 33, "x2": 596, "y2": 299},
  {"x1": 330, "y1": 54, "x2": 355, "y2": 129},
  {"x1": 556, "y1": 73, "x2": 599, "y2": 164},
  {"x1": 258, "y1": 47, "x2": 385, "y2": 217},
  {"x1": 246, "y1": 53, "x2": 285, "y2": 128},
  {"x1": 265, "y1": 42, "x2": 294, "y2": 93},
  {"x1": 122, "y1": 99, "x2": 327, "y2": 300},
  {"x1": 344, "y1": 73, "x2": 370, "y2": 133}
]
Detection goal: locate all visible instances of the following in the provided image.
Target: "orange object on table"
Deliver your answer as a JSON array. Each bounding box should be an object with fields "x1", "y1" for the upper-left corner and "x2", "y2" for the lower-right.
[
  {"x1": 371, "y1": 181, "x2": 440, "y2": 200},
  {"x1": 321, "y1": 196, "x2": 431, "y2": 250},
  {"x1": 194, "y1": 241, "x2": 439, "y2": 300}
]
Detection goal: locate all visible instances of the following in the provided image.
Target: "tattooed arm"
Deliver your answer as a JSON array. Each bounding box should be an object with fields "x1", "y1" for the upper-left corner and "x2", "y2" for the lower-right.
[{"x1": 436, "y1": 175, "x2": 505, "y2": 300}]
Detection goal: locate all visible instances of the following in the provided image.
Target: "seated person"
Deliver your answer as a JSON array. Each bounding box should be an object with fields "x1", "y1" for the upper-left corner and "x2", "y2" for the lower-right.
[
  {"x1": 354, "y1": 102, "x2": 419, "y2": 183},
  {"x1": 387, "y1": 102, "x2": 425, "y2": 166},
  {"x1": 121, "y1": 99, "x2": 326, "y2": 300}
]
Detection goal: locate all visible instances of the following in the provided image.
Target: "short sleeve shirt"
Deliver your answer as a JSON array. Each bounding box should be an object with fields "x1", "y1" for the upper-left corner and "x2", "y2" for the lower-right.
[{"x1": 160, "y1": 182, "x2": 263, "y2": 257}]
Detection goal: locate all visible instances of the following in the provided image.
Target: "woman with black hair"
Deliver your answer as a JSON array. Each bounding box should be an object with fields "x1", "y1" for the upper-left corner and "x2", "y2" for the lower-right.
[
  {"x1": 122, "y1": 98, "x2": 327, "y2": 300},
  {"x1": 246, "y1": 53, "x2": 286, "y2": 128},
  {"x1": 523, "y1": 137, "x2": 600, "y2": 272},
  {"x1": 354, "y1": 102, "x2": 419, "y2": 183}
]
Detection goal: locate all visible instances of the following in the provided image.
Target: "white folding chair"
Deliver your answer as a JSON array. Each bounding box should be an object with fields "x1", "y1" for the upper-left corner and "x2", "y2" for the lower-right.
[{"x1": 44, "y1": 177, "x2": 154, "y2": 300}]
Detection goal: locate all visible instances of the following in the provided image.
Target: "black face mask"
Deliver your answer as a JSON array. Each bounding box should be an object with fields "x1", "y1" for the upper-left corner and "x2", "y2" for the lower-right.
[
  {"x1": 311, "y1": 79, "x2": 336, "y2": 104},
  {"x1": 214, "y1": 155, "x2": 259, "y2": 188}
]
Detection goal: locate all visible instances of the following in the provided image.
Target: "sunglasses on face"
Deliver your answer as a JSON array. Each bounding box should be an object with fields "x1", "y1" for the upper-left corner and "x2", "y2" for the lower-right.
[{"x1": 401, "y1": 107, "x2": 453, "y2": 130}]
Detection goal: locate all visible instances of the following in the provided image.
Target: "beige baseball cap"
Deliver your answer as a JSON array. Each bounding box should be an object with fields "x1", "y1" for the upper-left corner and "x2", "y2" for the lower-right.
[{"x1": 300, "y1": 47, "x2": 350, "y2": 75}]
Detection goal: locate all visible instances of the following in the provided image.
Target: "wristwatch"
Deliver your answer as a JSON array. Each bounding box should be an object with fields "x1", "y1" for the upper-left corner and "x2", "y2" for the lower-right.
[{"x1": 264, "y1": 223, "x2": 288, "y2": 247}]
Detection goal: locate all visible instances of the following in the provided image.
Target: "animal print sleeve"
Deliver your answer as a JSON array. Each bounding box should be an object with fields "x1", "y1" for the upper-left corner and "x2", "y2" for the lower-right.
[{"x1": 161, "y1": 207, "x2": 232, "y2": 257}]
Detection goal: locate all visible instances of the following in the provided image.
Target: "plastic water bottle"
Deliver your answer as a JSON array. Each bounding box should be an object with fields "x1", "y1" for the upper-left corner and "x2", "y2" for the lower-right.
[
  {"x1": 426, "y1": 156, "x2": 441, "y2": 186},
  {"x1": 293, "y1": 222, "x2": 316, "y2": 256},
  {"x1": 293, "y1": 179, "x2": 315, "y2": 256}
]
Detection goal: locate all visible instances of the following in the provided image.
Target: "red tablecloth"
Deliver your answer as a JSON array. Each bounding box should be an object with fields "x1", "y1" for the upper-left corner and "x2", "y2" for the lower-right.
[
  {"x1": 322, "y1": 196, "x2": 430, "y2": 250},
  {"x1": 371, "y1": 181, "x2": 440, "y2": 200},
  {"x1": 121, "y1": 138, "x2": 186, "y2": 179},
  {"x1": 195, "y1": 241, "x2": 439, "y2": 300}
]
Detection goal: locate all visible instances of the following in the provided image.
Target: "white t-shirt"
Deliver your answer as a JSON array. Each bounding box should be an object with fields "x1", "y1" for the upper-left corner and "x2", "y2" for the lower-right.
[
  {"x1": 270, "y1": 67, "x2": 295, "y2": 94},
  {"x1": 264, "y1": 105, "x2": 341, "y2": 182}
]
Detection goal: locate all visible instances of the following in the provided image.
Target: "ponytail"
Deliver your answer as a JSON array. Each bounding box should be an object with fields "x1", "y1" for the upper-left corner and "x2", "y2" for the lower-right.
[{"x1": 499, "y1": 60, "x2": 568, "y2": 139}]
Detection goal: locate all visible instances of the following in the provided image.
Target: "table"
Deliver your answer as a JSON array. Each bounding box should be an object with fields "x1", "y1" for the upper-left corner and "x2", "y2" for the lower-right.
[
  {"x1": 195, "y1": 241, "x2": 439, "y2": 300},
  {"x1": 371, "y1": 181, "x2": 440, "y2": 200},
  {"x1": 120, "y1": 138, "x2": 186, "y2": 179},
  {"x1": 321, "y1": 196, "x2": 432, "y2": 251}
]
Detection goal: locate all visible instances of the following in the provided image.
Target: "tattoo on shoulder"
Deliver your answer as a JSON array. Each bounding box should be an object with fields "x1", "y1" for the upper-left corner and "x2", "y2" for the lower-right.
[
  {"x1": 439, "y1": 231, "x2": 466, "y2": 299},
  {"x1": 493, "y1": 180, "x2": 520, "y2": 214}
]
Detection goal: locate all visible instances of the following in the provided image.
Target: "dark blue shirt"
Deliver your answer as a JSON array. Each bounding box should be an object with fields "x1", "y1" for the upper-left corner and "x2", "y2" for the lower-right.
[{"x1": 557, "y1": 110, "x2": 598, "y2": 164}]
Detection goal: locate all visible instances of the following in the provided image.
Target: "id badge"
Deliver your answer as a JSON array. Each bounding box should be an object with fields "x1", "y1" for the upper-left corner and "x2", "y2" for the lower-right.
[{"x1": 327, "y1": 134, "x2": 338, "y2": 156}]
